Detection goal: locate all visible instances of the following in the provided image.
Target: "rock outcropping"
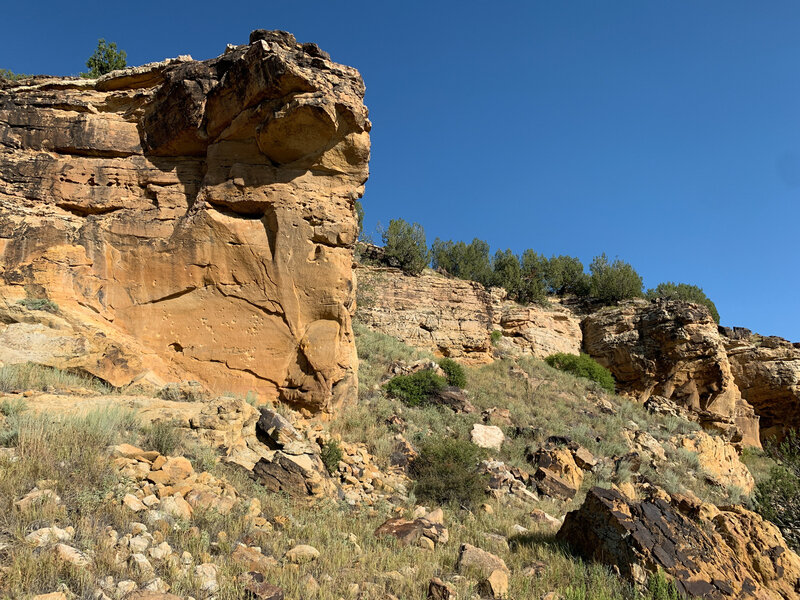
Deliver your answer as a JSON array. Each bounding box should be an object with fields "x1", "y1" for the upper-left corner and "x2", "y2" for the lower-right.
[
  {"x1": 582, "y1": 300, "x2": 761, "y2": 447},
  {"x1": 722, "y1": 328, "x2": 800, "y2": 441},
  {"x1": 355, "y1": 266, "x2": 581, "y2": 364},
  {"x1": 0, "y1": 30, "x2": 370, "y2": 412},
  {"x1": 558, "y1": 487, "x2": 800, "y2": 600}
]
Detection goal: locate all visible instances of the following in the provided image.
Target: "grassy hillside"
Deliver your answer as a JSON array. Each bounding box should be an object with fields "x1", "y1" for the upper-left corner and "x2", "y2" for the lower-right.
[{"x1": 0, "y1": 324, "x2": 770, "y2": 599}]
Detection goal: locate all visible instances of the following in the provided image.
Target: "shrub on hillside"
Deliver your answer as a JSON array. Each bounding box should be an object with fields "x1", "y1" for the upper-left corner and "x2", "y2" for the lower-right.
[
  {"x1": 545, "y1": 255, "x2": 590, "y2": 296},
  {"x1": 409, "y1": 437, "x2": 488, "y2": 508},
  {"x1": 588, "y1": 253, "x2": 643, "y2": 303},
  {"x1": 544, "y1": 352, "x2": 615, "y2": 392},
  {"x1": 0, "y1": 68, "x2": 29, "y2": 81},
  {"x1": 320, "y1": 439, "x2": 343, "y2": 474},
  {"x1": 646, "y1": 281, "x2": 720, "y2": 323},
  {"x1": 385, "y1": 369, "x2": 446, "y2": 406},
  {"x1": 438, "y1": 358, "x2": 467, "y2": 388},
  {"x1": 382, "y1": 219, "x2": 429, "y2": 275},
  {"x1": 753, "y1": 429, "x2": 800, "y2": 551}
]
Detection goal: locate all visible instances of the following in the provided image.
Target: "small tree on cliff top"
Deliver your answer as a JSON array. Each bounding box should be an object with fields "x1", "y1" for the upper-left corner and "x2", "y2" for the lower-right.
[
  {"x1": 86, "y1": 39, "x2": 127, "y2": 77},
  {"x1": 382, "y1": 219, "x2": 429, "y2": 275}
]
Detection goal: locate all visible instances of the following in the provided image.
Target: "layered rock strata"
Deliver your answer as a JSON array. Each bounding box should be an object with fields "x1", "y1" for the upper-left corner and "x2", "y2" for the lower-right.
[
  {"x1": 0, "y1": 30, "x2": 370, "y2": 412},
  {"x1": 355, "y1": 266, "x2": 581, "y2": 364}
]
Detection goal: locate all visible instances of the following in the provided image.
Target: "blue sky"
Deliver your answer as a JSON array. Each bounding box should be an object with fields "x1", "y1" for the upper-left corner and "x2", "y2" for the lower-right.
[{"x1": 3, "y1": 1, "x2": 799, "y2": 340}]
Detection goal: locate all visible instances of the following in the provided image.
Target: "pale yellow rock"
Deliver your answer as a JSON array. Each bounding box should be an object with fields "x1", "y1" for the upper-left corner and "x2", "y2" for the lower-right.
[{"x1": 284, "y1": 544, "x2": 320, "y2": 564}]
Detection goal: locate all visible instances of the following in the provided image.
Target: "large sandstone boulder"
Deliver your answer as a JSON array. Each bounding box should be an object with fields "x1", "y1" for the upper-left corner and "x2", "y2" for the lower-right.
[
  {"x1": 582, "y1": 299, "x2": 760, "y2": 447},
  {"x1": 558, "y1": 487, "x2": 800, "y2": 599},
  {"x1": 722, "y1": 329, "x2": 800, "y2": 441},
  {"x1": 356, "y1": 266, "x2": 581, "y2": 364},
  {"x1": 0, "y1": 30, "x2": 370, "y2": 412}
]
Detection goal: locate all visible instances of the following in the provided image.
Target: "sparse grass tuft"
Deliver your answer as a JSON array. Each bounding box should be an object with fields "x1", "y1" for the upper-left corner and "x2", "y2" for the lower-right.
[
  {"x1": 139, "y1": 419, "x2": 184, "y2": 455},
  {"x1": 0, "y1": 362, "x2": 114, "y2": 394},
  {"x1": 16, "y1": 298, "x2": 59, "y2": 312}
]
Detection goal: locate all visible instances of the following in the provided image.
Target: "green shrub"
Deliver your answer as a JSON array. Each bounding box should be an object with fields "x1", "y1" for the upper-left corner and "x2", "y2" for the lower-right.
[
  {"x1": 438, "y1": 358, "x2": 467, "y2": 388},
  {"x1": 490, "y1": 330, "x2": 503, "y2": 345},
  {"x1": 140, "y1": 420, "x2": 183, "y2": 456},
  {"x1": 382, "y1": 219, "x2": 429, "y2": 275},
  {"x1": 588, "y1": 253, "x2": 643, "y2": 304},
  {"x1": 645, "y1": 568, "x2": 681, "y2": 600},
  {"x1": 0, "y1": 68, "x2": 29, "y2": 81},
  {"x1": 355, "y1": 200, "x2": 365, "y2": 240},
  {"x1": 431, "y1": 238, "x2": 494, "y2": 287},
  {"x1": 544, "y1": 353, "x2": 615, "y2": 392},
  {"x1": 86, "y1": 39, "x2": 127, "y2": 77},
  {"x1": 409, "y1": 437, "x2": 488, "y2": 508},
  {"x1": 17, "y1": 298, "x2": 58, "y2": 313},
  {"x1": 320, "y1": 439, "x2": 343, "y2": 474},
  {"x1": 753, "y1": 429, "x2": 800, "y2": 551},
  {"x1": 646, "y1": 282, "x2": 720, "y2": 323},
  {"x1": 384, "y1": 370, "x2": 446, "y2": 407},
  {"x1": 491, "y1": 249, "x2": 523, "y2": 297},
  {"x1": 518, "y1": 249, "x2": 549, "y2": 304},
  {"x1": 545, "y1": 255, "x2": 590, "y2": 296}
]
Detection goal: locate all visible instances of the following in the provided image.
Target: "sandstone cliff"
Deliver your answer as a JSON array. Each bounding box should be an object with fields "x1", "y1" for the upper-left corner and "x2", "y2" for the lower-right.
[
  {"x1": 355, "y1": 266, "x2": 582, "y2": 364},
  {"x1": 582, "y1": 299, "x2": 761, "y2": 447},
  {"x1": 0, "y1": 30, "x2": 370, "y2": 412},
  {"x1": 722, "y1": 328, "x2": 800, "y2": 440}
]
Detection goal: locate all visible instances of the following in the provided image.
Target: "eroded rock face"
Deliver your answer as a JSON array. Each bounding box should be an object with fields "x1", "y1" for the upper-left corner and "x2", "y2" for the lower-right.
[
  {"x1": 558, "y1": 487, "x2": 800, "y2": 600},
  {"x1": 355, "y1": 266, "x2": 581, "y2": 364},
  {"x1": 722, "y1": 329, "x2": 800, "y2": 441},
  {"x1": 0, "y1": 30, "x2": 370, "y2": 412},
  {"x1": 582, "y1": 299, "x2": 761, "y2": 447}
]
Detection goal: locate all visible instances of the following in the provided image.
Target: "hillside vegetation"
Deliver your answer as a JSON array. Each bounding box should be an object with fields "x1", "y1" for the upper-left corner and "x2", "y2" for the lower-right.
[{"x1": 0, "y1": 324, "x2": 777, "y2": 599}]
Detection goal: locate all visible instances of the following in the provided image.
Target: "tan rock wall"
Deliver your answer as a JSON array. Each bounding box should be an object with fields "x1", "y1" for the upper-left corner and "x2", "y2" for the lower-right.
[
  {"x1": 582, "y1": 299, "x2": 761, "y2": 447},
  {"x1": 0, "y1": 31, "x2": 370, "y2": 412},
  {"x1": 355, "y1": 266, "x2": 582, "y2": 364},
  {"x1": 724, "y1": 332, "x2": 800, "y2": 441}
]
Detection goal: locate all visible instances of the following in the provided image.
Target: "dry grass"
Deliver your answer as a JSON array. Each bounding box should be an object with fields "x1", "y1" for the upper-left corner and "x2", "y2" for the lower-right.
[{"x1": 0, "y1": 362, "x2": 114, "y2": 395}]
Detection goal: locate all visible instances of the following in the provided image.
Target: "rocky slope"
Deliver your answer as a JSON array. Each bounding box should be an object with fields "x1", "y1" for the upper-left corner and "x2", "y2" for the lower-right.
[
  {"x1": 0, "y1": 30, "x2": 370, "y2": 412},
  {"x1": 357, "y1": 266, "x2": 800, "y2": 447}
]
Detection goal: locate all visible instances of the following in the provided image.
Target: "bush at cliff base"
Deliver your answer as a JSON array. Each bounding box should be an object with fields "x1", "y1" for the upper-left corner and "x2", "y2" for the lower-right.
[
  {"x1": 754, "y1": 429, "x2": 800, "y2": 551},
  {"x1": 544, "y1": 352, "x2": 616, "y2": 393}
]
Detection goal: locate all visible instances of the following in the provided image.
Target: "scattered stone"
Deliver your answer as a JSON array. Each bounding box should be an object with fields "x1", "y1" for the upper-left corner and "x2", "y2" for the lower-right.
[
  {"x1": 284, "y1": 544, "x2": 320, "y2": 564},
  {"x1": 15, "y1": 488, "x2": 61, "y2": 513},
  {"x1": 471, "y1": 424, "x2": 505, "y2": 450},
  {"x1": 25, "y1": 525, "x2": 74, "y2": 547},
  {"x1": 129, "y1": 553, "x2": 155, "y2": 578},
  {"x1": 242, "y1": 572, "x2": 285, "y2": 599},
  {"x1": 195, "y1": 563, "x2": 219, "y2": 594},
  {"x1": 32, "y1": 593, "x2": 67, "y2": 600},
  {"x1": 529, "y1": 509, "x2": 562, "y2": 529},
  {"x1": 533, "y1": 467, "x2": 578, "y2": 501},
  {"x1": 123, "y1": 493, "x2": 148, "y2": 512},
  {"x1": 478, "y1": 569, "x2": 509, "y2": 599},
  {"x1": 456, "y1": 543, "x2": 509, "y2": 578},
  {"x1": 374, "y1": 515, "x2": 449, "y2": 548},
  {"x1": 427, "y1": 577, "x2": 455, "y2": 599},
  {"x1": 159, "y1": 495, "x2": 193, "y2": 521},
  {"x1": 232, "y1": 544, "x2": 278, "y2": 571},
  {"x1": 483, "y1": 407, "x2": 513, "y2": 426},
  {"x1": 55, "y1": 543, "x2": 90, "y2": 567}
]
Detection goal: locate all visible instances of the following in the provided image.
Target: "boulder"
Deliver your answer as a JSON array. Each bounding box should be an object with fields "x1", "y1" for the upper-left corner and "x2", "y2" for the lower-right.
[
  {"x1": 557, "y1": 487, "x2": 800, "y2": 599},
  {"x1": 471, "y1": 424, "x2": 505, "y2": 451},
  {"x1": 374, "y1": 515, "x2": 449, "y2": 548},
  {"x1": 284, "y1": 544, "x2": 320, "y2": 564},
  {"x1": 456, "y1": 543, "x2": 509, "y2": 578},
  {"x1": 0, "y1": 29, "x2": 369, "y2": 412},
  {"x1": 673, "y1": 431, "x2": 755, "y2": 493},
  {"x1": 427, "y1": 577, "x2": 455, "y2": 599}
]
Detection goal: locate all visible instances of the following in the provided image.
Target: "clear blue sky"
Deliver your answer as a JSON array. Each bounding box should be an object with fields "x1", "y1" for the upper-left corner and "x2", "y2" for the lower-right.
[{"x1": 3, "y1": 1, "x2": 799, "y2": 340}]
